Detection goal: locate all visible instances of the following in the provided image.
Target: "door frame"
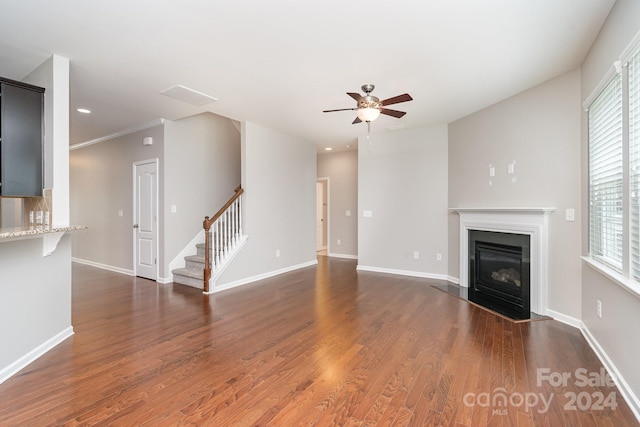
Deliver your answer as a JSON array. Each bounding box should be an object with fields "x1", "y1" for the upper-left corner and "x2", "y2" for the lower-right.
[
  {"x1": 132, "y1": 158, "x2": 159, "y2": 280},
  {"x1": 316, "y1": 177, "x2": 330, "y2": 253}
]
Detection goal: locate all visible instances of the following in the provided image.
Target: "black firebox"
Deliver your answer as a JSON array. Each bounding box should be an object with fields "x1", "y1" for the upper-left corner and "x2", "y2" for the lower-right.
[{"x1": 468, "y1": 230, "x2": 530, "y2": 319}]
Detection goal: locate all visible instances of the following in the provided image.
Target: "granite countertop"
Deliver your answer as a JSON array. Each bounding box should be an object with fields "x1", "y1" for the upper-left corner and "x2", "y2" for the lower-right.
[{"x1": 0, "y1": 224, "x2": 88, "y2": 240}]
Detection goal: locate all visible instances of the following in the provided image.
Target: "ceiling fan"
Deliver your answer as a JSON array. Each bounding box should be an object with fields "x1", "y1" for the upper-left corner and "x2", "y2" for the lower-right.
[{"x1": 323, "y1": 84, "x2": 413, "y2": 124}]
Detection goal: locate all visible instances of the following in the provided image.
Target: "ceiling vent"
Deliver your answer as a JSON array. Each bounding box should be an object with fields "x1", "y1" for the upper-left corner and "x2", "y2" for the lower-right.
[{"x1": 160, "y1": 85, "x2": 218, "y2": 106}]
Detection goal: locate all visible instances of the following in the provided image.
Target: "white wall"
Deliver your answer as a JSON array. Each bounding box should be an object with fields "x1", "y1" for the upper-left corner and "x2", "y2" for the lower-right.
[
  {"x1": 580, "y1": 0, "x2": 640, "y2": 415},
  {"x1": 217, "y1": 121, "x2": 317, "y2": 287},
  {"x1": 317, "y1": 150, "x2": 358, "y2": 258},
  {"x1": 448, "y1": 69, "x2": 582, "y2": 320},
  {"x1": 358, "y1": 125, "x2": 449, "y2": 278},
  {"x1": 0, "y1": 55, "x2": 73, "y2": 382}
]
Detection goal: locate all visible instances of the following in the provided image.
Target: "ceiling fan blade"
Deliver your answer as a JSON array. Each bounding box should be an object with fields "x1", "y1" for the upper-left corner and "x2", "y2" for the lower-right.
[
  {"x1": 352, "y1": 117, "x2": 362, "y2": 124},
  {"x1": 347, "y1": 92, "x2": 363, "y2": 102},
  {"x1": 380, "y1": 108, "x2": 407, "y2": 118},
  {"x1": 323, "y1": 107, "x2": 357, "y2": 113},
  {"x1": 381, "y1": 93, "x2": 413, "y2": 106}
]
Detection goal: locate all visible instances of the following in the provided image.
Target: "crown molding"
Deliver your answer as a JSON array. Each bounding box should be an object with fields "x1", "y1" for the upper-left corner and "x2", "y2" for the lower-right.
[{"x1": 69, "y1": 118, "x2": 165, "y2": 151}]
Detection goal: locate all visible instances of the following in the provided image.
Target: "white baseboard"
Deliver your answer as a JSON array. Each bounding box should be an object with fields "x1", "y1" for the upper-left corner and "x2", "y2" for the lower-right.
[
  {"x1": 580, "y1": 322, "x2": 640, "y2": 422},
  {"x1": 546, "y1": 309, "x2": 582, "y2": 328},
  {"x1": 157, "y1": 276, "x2": 173, "y2": 284},
  {"x1": 356, "y1": 265, "x2": 451, "y2": 282},
  {"x1": 72, "y1": 258, "x2": 134, "y2": 276},
  {"x1": 210, "y1": 259, "x2": 318, "y2": 294},
  {"x1": 0, "y1": 326, "x2": 74, "y2": 384},
  {"x1": 327, "y1": 252, "x2": 358, "y2": 260},
  {"x1": 447, "y1": 275, "x2": 460, "y2": 285}
]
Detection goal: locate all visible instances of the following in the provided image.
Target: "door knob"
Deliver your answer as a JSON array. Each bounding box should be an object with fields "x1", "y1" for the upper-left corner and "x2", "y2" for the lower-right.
[{"x1": 133, "y1": 224, "x2": 139, "y2": 229}]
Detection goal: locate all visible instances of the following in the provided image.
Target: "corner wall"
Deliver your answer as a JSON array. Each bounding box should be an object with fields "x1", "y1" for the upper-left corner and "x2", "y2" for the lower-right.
[{"x1": 448, "y1": 69, "x2": 582, "y2": 321}]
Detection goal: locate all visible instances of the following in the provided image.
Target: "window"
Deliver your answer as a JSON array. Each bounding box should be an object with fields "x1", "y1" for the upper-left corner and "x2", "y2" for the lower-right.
[
  {"x1": 588, "y1": 47, "x2": 640, "y2": 282},
  {"x1": 630, "y1": 50, "x2": 640, "y2": 279},
  {"x1": 588, "y1": 75, "x2": 623, "y2": 270}
]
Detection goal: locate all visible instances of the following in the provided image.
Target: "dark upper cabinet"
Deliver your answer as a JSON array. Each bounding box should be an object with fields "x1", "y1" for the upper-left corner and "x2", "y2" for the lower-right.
[{"x1": 0, "y1": 78, "x2": 44, "y2": 197}]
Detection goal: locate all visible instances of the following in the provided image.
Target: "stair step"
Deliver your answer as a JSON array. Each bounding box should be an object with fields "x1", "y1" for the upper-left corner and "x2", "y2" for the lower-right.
[
  {"x1": 196, "y1": 243, "x2": 226, "y2": 257},
  {"x1": 172, "y1": 267, "x2": 204, "y2": 289},
  {"x1": 185, "y1": 255, "x2": 206, "y2": 269}
]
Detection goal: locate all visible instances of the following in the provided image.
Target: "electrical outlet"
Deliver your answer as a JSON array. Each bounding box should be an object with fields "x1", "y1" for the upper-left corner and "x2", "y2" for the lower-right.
[
  {"x1": 413, "y1": 251, "x2": 420, "y2": 259},
  {"x1": 436, "y1": 253, "x2": 442, "y2": 261},
  {"x1": 275, "y1": 249, "x2": 280, "y2": 258},
  {"x1": 597, "y1": 300, "x2": 602, "y2": 318},
  {"x1": 337, "y1": 239, "x2": 341, "y2": 245}
]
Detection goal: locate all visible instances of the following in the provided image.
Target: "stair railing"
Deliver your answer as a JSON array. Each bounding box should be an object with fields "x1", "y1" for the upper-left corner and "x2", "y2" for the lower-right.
[{"x1": 203, "y1": 186, "x2": 244, "y2": 292}]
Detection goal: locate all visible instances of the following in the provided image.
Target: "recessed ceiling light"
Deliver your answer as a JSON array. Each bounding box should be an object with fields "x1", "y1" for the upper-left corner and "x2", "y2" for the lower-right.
[
  {"x1": 324, "y1": 147, "x2": 333, "y2": 151},
  {"x1": 77, "y1": 108, "x2": 91, "y2": 114}
]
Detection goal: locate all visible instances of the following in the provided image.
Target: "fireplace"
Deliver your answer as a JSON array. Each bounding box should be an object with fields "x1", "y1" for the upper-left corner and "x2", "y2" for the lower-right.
[
  {"x1": 469, "y1": 230, "x2": 530, "y2": 319},
  {"x1": 452, "y1": 207, "x2": 554, "y2": 318}
]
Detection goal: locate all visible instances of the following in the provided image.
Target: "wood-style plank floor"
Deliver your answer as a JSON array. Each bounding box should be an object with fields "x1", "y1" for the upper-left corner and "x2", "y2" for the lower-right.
[{"x1": 0, "y1": 257, "x2": 637, "y2": 426}]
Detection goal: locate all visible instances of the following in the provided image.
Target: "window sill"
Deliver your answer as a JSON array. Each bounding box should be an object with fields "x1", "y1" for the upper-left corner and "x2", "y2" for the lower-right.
[{"x1": 582, "y1": 256, "x2": 640, "y2": 300}]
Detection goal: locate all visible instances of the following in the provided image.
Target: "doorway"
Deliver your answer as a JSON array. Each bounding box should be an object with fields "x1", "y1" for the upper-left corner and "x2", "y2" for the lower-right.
[
  {"x1": 316, "y1": 178, "x2": 329, "y2": 254},
  {"x1": 133, "y1": 159, "x2": 158, "y2": 280}
]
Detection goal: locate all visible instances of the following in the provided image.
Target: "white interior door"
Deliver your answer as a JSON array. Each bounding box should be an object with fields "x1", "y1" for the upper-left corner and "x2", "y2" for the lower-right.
[
  {"x1": 134, "y1": 160, "x2": 158, "y2": 280},
  {"x1": 316, "y1": 182, "x2": 324, "y2": 251}
]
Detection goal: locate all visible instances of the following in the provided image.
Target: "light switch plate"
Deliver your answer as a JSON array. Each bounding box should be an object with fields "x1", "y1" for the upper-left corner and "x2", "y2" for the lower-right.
[
  {"x1": 363, "y1": 210, "x2": 373, "y2": 218},
  {"x1": 565, "y1": 208, "x2": 575, "y2": 222}
]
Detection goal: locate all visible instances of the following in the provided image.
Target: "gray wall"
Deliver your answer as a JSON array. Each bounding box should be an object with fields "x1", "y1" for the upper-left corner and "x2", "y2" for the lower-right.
[
  {"x1": 70, "y1": 112, "x2": 241, "y2": 280},
  {"x1": 218, "y1": 121, "x2": 317, "y2": 286},
  {"x1": 0, "y1": 56, "x2": 73, "y2": 381},
  {"x1": 0, "y1": 236, "x2": 72, "y2": 374},
  {"x1": 163, "y1": 113, "x2": 241, "y2": 279},
  {"x1": 580, "y1": 0, "x2": 640, "y2": 409},
  {"x1": 70, "y1": 125, "x2": 165, "y2": 273},
  {"x1": 358, "y1": 125, "x2": 449, "y2": 277},
  {"x1": 448, "y1": 69, "x2": 582, "y2": 319},
  {"x1": 317, "y1": 150, "x2": 358, "y2": 258}
]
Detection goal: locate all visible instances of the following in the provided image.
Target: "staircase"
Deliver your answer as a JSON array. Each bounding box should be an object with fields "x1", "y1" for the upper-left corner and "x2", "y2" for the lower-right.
[
  {"x1": 172, "y1": 187, "x2": 246, "y2": 293},
  {"x1": 171, "y1": 237, "x2": 215, "y2": 289}
]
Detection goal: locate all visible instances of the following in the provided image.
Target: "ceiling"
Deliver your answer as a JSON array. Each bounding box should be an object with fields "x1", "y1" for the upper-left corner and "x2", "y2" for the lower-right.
[{"x1": 0, "y1": 1, "x2": 615, "y2": 150}]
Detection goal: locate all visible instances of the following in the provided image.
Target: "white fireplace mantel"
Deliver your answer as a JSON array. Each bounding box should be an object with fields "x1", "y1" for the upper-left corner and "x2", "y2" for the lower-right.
[{"x1": 451, "y1": 207, "x2": 555, "y2": 315}]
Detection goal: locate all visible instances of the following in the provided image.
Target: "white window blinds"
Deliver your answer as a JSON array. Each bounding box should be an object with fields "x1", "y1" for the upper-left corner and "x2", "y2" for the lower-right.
[
  {"x1": 629, "y1": 51, "x2": 640, "y2": 278},
  {"x1": 589, "y1": 74, "x2": 623, "y2": 270}
]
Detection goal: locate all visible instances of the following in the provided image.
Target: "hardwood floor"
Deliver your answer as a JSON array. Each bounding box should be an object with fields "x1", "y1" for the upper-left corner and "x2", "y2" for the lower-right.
[{"x1": 0, "y1": 257, "x2": 637, "y2": 426}]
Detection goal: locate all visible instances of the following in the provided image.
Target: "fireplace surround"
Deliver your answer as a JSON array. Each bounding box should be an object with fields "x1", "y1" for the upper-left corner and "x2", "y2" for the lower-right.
[{"x1": 452, "y1": 207, "x2": 554, "y2": 317}]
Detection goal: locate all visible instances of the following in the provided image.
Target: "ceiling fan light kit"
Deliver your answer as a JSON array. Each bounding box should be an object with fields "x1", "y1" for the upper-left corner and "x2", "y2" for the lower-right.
[
  {"x1": 356, "y1": 106, "x2": 381, "y2": 122},
  {"x1": 323, "y1": 84, "x2": 413, "y2": 125}
]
